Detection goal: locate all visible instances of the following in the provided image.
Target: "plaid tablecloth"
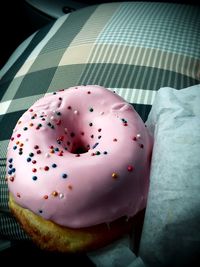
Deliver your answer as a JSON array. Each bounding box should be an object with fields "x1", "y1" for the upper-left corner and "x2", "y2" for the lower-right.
[{"x1": 0, "y1": 1, "x2": 200, "y2": 243}]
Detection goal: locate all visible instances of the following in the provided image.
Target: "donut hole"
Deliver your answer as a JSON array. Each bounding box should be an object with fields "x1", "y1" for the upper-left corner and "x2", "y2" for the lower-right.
[
  {"x1": 70, "y1": 140, "x2": 89, "y2": 154},
  {"x1": 71, "y1": 144, "x2": 88, "y2": 154}
]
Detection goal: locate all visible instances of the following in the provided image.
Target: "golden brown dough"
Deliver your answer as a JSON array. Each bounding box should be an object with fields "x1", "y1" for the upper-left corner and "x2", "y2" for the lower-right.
[{"x1": 9, "y1": 193, "x2": 136, "y2": 253}]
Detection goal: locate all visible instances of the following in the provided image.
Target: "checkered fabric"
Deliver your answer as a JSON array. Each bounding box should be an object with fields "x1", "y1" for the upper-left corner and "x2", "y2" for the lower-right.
[{"x1": 0, "y1": 2, "x2": 200, "y2": 242}]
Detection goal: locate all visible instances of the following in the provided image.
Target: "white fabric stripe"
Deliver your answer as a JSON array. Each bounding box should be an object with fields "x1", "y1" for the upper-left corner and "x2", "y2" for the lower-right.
[
  {"x1": 0, "y1": 100, "x2": 12, "y2": 115},
  {"x1": 0, "y1": 32, "x2": 37, "y2": 80},
  {"x1": 107, "y1": 88, "x2": 157, "y2": 105},
  {"x1": 0, "y1": 88, "x2": 156, "y2": 116},
  {"x1": 15, "y1": 14, "x2": 69, "y2": 78}
]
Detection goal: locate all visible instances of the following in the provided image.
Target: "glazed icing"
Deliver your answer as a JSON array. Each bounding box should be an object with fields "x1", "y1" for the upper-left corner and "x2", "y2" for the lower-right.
[{"x1": 7, "y1": 85, "x2": 153, "y2": 228}]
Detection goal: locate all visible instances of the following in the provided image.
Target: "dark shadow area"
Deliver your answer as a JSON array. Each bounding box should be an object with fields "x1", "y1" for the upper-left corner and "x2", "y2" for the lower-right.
[{"x1": 0, "y1": 240, "x2": 96, "y2": 266}]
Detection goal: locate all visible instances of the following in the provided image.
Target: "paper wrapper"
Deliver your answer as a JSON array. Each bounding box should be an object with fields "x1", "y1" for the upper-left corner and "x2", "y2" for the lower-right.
[
  {"x1": 88, "y1": 85, "x2": 200, "y2": 267},
  {"x1": 140, "y1": 85, "x2": 200, "y2": 267}
]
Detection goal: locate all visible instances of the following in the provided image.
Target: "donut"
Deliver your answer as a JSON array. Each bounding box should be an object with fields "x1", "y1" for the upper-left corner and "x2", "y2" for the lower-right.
[{"x1": 7, "y1": 85, "x2": 153, "y2": 252}]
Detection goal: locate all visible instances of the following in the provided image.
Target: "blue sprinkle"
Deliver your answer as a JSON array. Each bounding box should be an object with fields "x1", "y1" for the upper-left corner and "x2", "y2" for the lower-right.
[
  {"x1": 103, "y1": 151, "x2": 108, "y2": 155},
  {"x1": 27, "y1": 158, "x2": 31, "y2": 162},
  {"x1": 52, "y1": 163, "x2": 57, "y2": 168},
  {"x1": 92, "y1": 143, "x2": 99, "y2": 149},
  {"x1": 12, "y1": 168, "x2": 16, "y2": 173},
  {"x1": 62, "y1": 173, "x2": 67, "y2": 178},
  {"x1": 39, "y1": 210, "x2": 43, "y2": 213},
  {"x1": 29, "y1": 153, "x2": 34, "y2": 157},
  {"x1": 54, "y1": 148, "x2": 59, "y2": 151},
  {"x1": 8, "y1": 170, "x2": 12, "y2": 175},
  {"x1": 8, "y1": 158, "x2": 13, "y2": 163},
  {"x1": 9, "y1": 164, "x2": 13, "y2": 169},
  {"x1": 32, "y1": 176, "x2": 37, "y2": 181},
  {"x1": 13, "y1": 146, "x2": 17, "y2": 150}
]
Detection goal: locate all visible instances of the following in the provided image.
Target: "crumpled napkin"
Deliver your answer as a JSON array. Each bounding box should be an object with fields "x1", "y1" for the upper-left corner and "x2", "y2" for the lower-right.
[
  {"x1": 88, "y1": 85, "x2": 200, "y2": 267},
  {"x1": 140, "y1": 85, "x2": 200, "y2": 267}
]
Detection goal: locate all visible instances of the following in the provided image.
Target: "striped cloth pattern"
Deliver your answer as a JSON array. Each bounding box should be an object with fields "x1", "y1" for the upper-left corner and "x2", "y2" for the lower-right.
[{"x1": 0, "y1": 1, "x2": 200, "y2": 244}]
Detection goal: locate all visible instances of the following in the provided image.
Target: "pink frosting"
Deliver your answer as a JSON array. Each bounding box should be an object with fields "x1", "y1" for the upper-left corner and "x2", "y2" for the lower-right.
[{"x1": 7, "y1": 85, "x2": 153, "y2": 228}]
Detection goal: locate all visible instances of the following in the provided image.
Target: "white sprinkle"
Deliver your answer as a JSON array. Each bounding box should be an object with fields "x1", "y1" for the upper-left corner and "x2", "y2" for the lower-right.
[
  {"x1": 59, "y1": 193, "x2": 64, "y2": 199},
  {"x1": 100, "y1": 111, "x2": 104, "y2": 115},
  {"x1": 50, "y1": 116, "x2": 54, "y2": 120},
  {"x1": 45, "y1": 153, "x2": 50, "y2": 158},
  {"x1": 74, "y1": 110, "x2": 79, "y2": 115},
  {"x1": 137, "y1": 134, "x2": 141, "y2": 139}
]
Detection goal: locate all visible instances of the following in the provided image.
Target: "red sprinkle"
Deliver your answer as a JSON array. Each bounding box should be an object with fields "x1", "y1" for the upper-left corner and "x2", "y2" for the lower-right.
[
  {"x1": 44, "y1": 166, "x2": 49, "y2": 171},
  {"x1": 32, "y1": 160, "x2": 37, "y2": 164},
  {"x1": 57, "y1": 136, "x2": 64, "y2": 141},
  {"x1": 9, "y1": 176, "x2": 15, "y2": 182},
  {"x1": 17, "y1": 193, "x2": 21, "y2": 198},
  {"x1": 17, "y1": 134, "x2": 21, "y2": 138},
  {"x1": 132, "y1": 136, "x2": 137, "y2": 141},
  {"x1": 37, "y1": 150, "x2": 41, "y2": 154},
  {"x1": 113, "y1": 138, "x2": 117, "y2": 142},
  {"x1": 56, "y1": 119, "x2": 61, "y2": 125},
  {"x1": 34, "y1": 145, "x2": 39, "y2": 149},
  {"x1": 32, "y1": 168, "x2": 37, "y2": 172},
  {"x1": 127, "y1": 165, "x2": 134, "y2": 172},
  {"x1": 44, "y1": 195, "x2": 48, "y2": 199}
]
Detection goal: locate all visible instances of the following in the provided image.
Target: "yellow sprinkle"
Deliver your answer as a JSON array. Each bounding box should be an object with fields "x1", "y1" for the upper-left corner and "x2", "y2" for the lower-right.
[
  {"x1": 112, "y1": 172, "x2": 118, "y2": 179},
  {"x1": 68, "y1": 184, "x2": 73, "y2": 190},
  {"x1": 52, "y1": 191, "x2": 58, "y2": 197}
]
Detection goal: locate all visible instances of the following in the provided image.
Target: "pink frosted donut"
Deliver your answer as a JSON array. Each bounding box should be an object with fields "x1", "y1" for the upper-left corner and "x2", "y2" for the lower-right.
[{"x1": 7, "y1": 85, "x2": 153, "y2": 229}]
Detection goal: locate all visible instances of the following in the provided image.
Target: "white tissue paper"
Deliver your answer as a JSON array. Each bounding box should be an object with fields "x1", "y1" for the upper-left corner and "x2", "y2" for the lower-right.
[
  {"x1": 88, "y1": 84, "x2": 200, "y2": 267},
  {"x1": 139, "y1": 85, "x2": 200, "y2": 267}
]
